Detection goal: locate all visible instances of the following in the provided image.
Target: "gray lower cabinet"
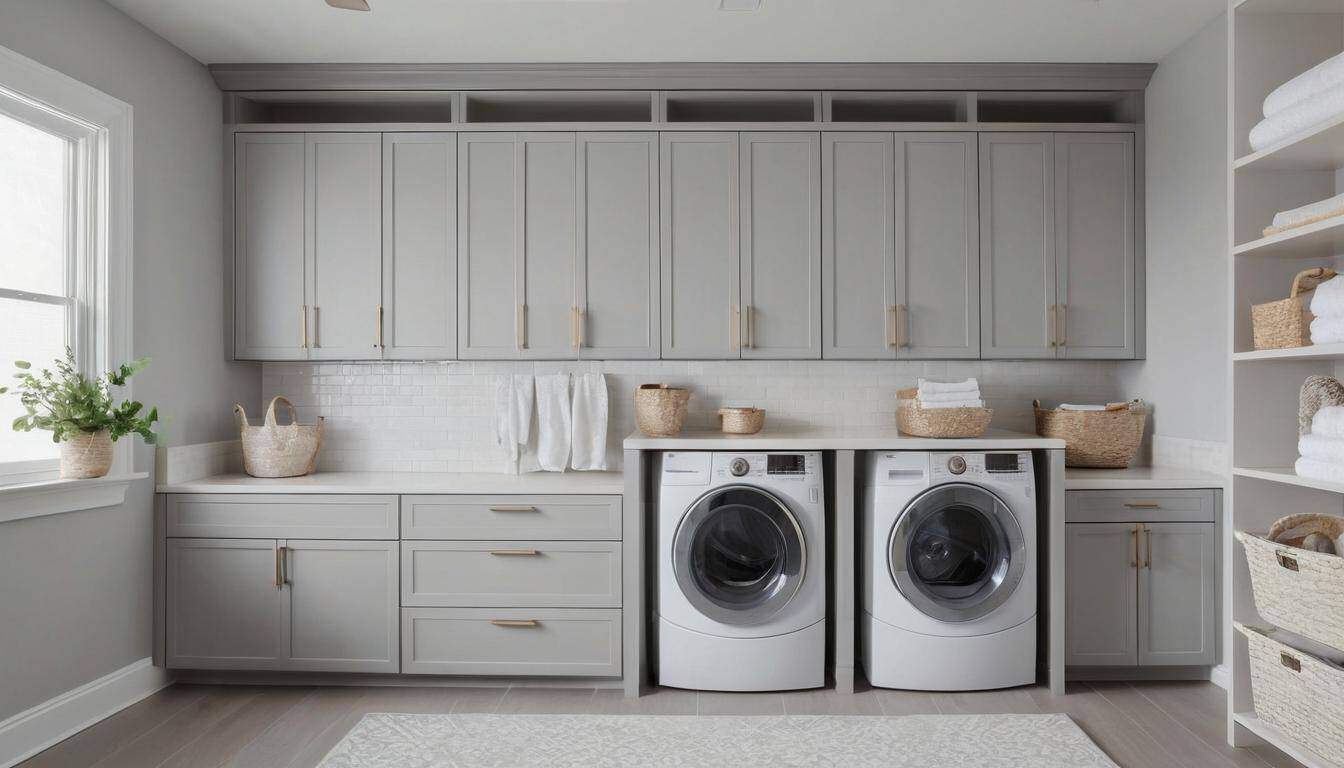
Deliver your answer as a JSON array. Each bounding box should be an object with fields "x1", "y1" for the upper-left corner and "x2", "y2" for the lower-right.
[
  {"x1": 283, "y1": 539, "x2": 400, "y2": 672},
  {"x1": 401, "y1": 541, "x2": 621, "y2": 608},
  {"x1": 235, "y1": 133, "x2": 307, "y2": 360},
  {"x1": 401, "y1": 607, "x2": 622, "y2": 677},
  {"x1": 166, "y1": 538, "x2": 286, "y2": 670},
  {"x1": 1138, "y1": 522, "x2": 1216, "y2": 666},
  {"x1": 1065, "y1": 523, "x2": 1139, "y2": 666}
]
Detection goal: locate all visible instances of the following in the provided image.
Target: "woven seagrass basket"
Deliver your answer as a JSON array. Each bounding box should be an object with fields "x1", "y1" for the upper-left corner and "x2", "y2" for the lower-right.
[
  {"x1": 1252, "y1": 267, "x2": 1336, "y2": 351},
  {"x1": 896, "y1": 389, "x2": 993, "y2": 438},
  {"x1": 1033, "y1": 400, "x2": 1146, "y2": 468}
]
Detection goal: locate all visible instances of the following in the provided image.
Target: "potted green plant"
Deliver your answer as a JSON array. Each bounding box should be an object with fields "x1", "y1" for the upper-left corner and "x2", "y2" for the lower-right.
[{"x1": 1, "y1": 348, "x2": 160, "y2": 479}]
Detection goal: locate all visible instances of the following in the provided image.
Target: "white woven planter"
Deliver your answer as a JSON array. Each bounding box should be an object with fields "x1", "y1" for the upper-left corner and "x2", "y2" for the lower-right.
[
  {"x1": 1237, "y1": 530, "x2": 1344, "y2": 652},
  {"x1": 59, "y1": 429, "x2": 113, "y2": 479},
  {"x1": 1236, "y1": 623, "x2": 1344, "y2": 761}
]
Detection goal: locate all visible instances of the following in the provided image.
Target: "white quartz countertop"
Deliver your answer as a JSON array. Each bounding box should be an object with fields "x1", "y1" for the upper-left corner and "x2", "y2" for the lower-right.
[
  {"x1": 1063, "y1": 466, "x2": 1226, "y2": 490},
  {"x1": 156, "y1": 470, "x2": 625, "y2": 495},
  {"x1": 622, "y1": 427, "x2": 1065, "y2": 450}
]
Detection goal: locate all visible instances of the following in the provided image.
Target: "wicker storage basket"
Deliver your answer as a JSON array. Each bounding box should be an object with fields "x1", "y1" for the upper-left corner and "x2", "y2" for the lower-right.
[
  {"x1": 719, "y1": 407, "x2": 765, "y2": 435},
  {"x1": 1034, "y1": 400, "x2": 1146, "y2": 468},
  {"x1": 1252, "y1": 267, "x2": 1336, "y2": 351},
  {"x1": 635, "y1": 384, "x2": 690, "y2": 436},
  {"x1": 1236, "y1": 517, "x2": 1344, "y2": 652},
  {"x1": 896, "y1": 389, "x2": 993, "y2": 438},
  {"x1": 1235, "y1": 622, "x2": 1344, "y2": 761},
  {"x1": 234, "y1": 396, "x2": 324, "y2": 478}
]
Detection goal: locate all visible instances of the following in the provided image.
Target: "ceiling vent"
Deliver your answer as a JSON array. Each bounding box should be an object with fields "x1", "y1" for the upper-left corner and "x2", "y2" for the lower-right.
[{"x1": 720, "y1": 0, "x2": 763, "y2": 10}]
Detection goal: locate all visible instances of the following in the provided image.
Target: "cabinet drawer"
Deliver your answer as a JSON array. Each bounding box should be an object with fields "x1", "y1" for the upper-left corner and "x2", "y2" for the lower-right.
[
  {"x1": 400, "y1": 495, "x2": 620, "y2": 540},
  {"x1": 402, "y1": 541, "x2": 621, "y2": 608},
  {"x1": 401, "y1": 608, "x2": 621, "y2": 677},
  {"x1": 166, "y1": 494, "x2": 398, "y2": 539},
  {"x1": 1065, "y1": 489, "x2": 1218, "y2": 524}
]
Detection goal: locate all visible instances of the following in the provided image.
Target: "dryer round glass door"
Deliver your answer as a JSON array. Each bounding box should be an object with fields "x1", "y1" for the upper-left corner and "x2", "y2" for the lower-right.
[
  {"x1": 887, "y1": 483, "x2": 1026, "y2": 623},
  {"x1": 672, "y1": 485, "x2": 806, "y2": 626}
]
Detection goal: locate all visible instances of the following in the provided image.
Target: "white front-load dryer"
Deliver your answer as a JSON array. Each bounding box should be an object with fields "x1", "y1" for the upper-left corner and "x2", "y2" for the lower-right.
[
  {"x1": 657, "y1": 451, "x2": 825, "y2": 692},
  {"x1": 861, "y1": 451, "x2": 1037, "y2": 691}
]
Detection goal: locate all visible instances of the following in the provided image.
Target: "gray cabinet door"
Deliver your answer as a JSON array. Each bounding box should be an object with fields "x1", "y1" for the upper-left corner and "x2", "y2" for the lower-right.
[
  {"x1": 739, "y1": 132, "x2": 822, "y2": 359},
  {"x1": 577, "y1": 132, "x2": 660, "y2": 359},
  {"x1": 235, "y1": 133, "x2": 307, "y2": 360},
  {"x1": 896, "y1": 133, "x2": 980, "y2": 359},
  {"x1": 979, "y1": 133, "x2": 1058, "y2": 360},
  {"x1": 1055, "y1": 133, "x2": 1136, "y2": 360},
  {"x1": 822, "y1": 132, "x2": 896, "y2": 360},
  {"x1": 519, "y1": 133, "x2": 578, "y2": 359},
  {"x1": 306, "y1": 133, "x2": 383, "y2": 360},
  {"x1": 282, "y1": 539, "x2": 399, "y2": 673},
  {"x1": 382, "y1": 133, "x2": 457, "y2": 360},
  {"x1": 1065, "y1": 523, "x2": 1137, "y2": 667},
  {"x1": 458, "y1": 133, "x2": 522, "y2": 359},
  {"x1": 660, "y1": 132, "x2": 741, "y2": 359},
  {"x1": 1138, "y1": 523, "x2": 1216, "y2": 666},
  {"x1": 166, "y1": 538, "x2": 284, "y2": 670}
]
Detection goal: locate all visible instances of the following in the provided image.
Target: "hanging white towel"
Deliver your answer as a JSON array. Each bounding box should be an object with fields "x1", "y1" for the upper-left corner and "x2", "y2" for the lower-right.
[
  {"x1": 1296, "y1": 456, "x2": 1344, "y2": 483},
  {"x1": 1300, "y1": 433, "x2": 1344, "y2": 463},
  {"x1": 1265, "y1": 50, "x2": 1344, "y2": 119},
  {"x1": 494, "y1": 374, "x2": 535, "y2": 472},
  {"x1": 917, "y1": 378, "x2": 980, "y2": 396},
  {"x1": 535, "y1": 374, "x2": 572, "y2": 472},
  {"x1": 1312, "y1": 406, "x2": 1344, "y2": 438},
  {"x1": 570, "y1": 373, "x2": 609, "y2": 471}
]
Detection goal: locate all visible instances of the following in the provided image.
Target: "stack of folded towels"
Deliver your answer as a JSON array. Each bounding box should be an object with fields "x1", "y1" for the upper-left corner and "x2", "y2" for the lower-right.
[
  {"x1": 1298, "y1": 405, "x2": 1344, "y2": 482},
  {"x1": 1250, "y1": 50, "x2": 1344, "y2": 152},
  {"x1": 1311, "y1": 276, "x2": 1344, "y2": 345},
  {"x1": 915, "y1": 378, "x2": 983, "y2": 409}
]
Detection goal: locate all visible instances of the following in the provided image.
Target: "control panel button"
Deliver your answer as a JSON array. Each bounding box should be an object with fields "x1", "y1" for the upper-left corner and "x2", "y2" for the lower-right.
[
  {"x1": 947, "y1": 455, "x2": 967, "y2": 475},
  {"x1": 729, "y1": 458, "x2": 751, "y2": 477}
]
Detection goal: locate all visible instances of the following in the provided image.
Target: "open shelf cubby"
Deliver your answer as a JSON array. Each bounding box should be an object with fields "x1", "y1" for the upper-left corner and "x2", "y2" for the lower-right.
[
  {"x1": 825, "y1": 91, "x2": 970, "y2": 123},
  {"x1": 660, "y1": 91, "x2": 820, "y2": 122},
  {"x1": 462, "y1": 91, "x2": 653, "y2": 123},
  {"x1": 226, "y1": 91, "x2": 458, "y2": 124},
  {"x1": 976, "y1": 91, "x2": 1139, "y2": 124}
]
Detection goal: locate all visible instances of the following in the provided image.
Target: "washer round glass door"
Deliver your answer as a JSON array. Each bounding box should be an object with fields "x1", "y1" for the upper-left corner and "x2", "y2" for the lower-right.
[
  {"x1": 672, "y1": 485, "x2": 806, "y2": 626},
  {"x1": 887, "y1": 483, "x2": 1025, "y2": 623}
]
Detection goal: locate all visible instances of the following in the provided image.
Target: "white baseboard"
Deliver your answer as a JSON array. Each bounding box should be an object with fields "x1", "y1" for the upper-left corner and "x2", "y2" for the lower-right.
[
  {"x1": 0, "y1": 658, "x2": 171, "y2": 768},
  {"x1": 1210, "y1": 662, "x2": 1230, "y2": 691}
]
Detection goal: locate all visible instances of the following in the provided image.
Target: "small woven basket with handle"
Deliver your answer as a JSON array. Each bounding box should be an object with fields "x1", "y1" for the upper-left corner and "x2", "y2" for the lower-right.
[
  {"x1": 234, "y1": 395, "x2": 324, "y2": 478},
  {"x1": 1252, "y1": 267, "x2": 1336, "y2": 350}
]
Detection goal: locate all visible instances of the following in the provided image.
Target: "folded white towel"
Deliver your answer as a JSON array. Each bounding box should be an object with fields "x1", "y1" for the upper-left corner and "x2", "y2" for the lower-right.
[
  {"x1": 917, "y1": 378, "x2": 980, "y2": 396},
  {"x1": 1300, "y1": 433, "x2": 1344, "y2": 463},
  {"x1": 918, "y1": 389, "x2": 984, "y2": 403},
  {"x1": 494, "y1": 374, "x2": 535, "y2": 472},
  {"x1": 534, "y1": 374, "x2": 572, "y2": 472},
  {"x1": 1311, "y1": 315, "x2": 1344, "y2": 344},
  {"x1": 1250, "y1": 80, "x2": 1344, "y2": 151},
  {"x1": 1271, "y1": 192, "x2": 1344, "y2": 233},
  {"x1": 1059, "y1": 404, "x2": 1107, "y2": 411},
  {"x1": 1296, "y1": 456, "x2": 1344, "y2": 483},
  {"x1": 570, "y1": 373, "x2": 609, "y2": 471},
  {"x1": 1265, "y1": 50, "x2": 1344, "y2": 119},
  {"x1": 1312, "y1": 406, "x2": 1344, "y2": 438},
  {"x1": 920, "y1": 398, "x2": 985, "y2": 410},
  {"x1": 1310, "y1": 275, "x2": 1344, "y2": 318}
]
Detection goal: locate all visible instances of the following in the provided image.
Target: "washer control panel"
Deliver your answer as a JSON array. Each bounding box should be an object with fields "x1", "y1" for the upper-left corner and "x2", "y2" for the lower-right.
[
  {"x1": 930, "y1": 451, "x2": 1032, "y2": 482},
  {"x1": 711, "y1": 452, "x2": 820, "y2": 482}
]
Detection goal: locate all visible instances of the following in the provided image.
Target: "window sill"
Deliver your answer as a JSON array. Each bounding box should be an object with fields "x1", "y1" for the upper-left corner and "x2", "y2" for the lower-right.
[{"x1": 0, "y1": 472, "x2": 148, "y2": 524}]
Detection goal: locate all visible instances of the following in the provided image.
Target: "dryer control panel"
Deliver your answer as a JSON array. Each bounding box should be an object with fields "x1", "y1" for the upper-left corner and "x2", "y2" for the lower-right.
[
  {"x1": 711, "y1": 452, "x2": 819, "y2": 480},
  {"x1": 930, "y1": 451, "x2": 1033, "y2": 482}
]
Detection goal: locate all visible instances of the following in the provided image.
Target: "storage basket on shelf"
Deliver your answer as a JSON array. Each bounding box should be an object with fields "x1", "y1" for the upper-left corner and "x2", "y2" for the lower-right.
[
  {"x1": 1235, "y1": 623, "x2": 1344, "y2": 761},
  {"x1": 1251, "y1": 267, "x2": 1336, "y2": 351},
  {"x1": 1235, "y1": 513, "x2": 1344, "y2": 652},
  {"x1": 718, "y1": 407, "x2": 765, "y2": 435},
  {"x1": 234, "y1": 395, "x2": 323, "y2": 478},
  {"x1": 635, "y1": 384, "x2": 691, "y2": 436},
  {"x1": 896, "y1": 388, "x2": 993, "y2": 439},
  {"x1": 1033, "y1": 400, "x2": 1146, "y2": 468}
]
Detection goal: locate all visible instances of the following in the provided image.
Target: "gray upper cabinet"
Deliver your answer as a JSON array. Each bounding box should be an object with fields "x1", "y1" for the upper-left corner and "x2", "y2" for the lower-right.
[
  {"x1": 458, "y1": 133, "x2": 522, "y2": 359},
  {"x1": 283, "y1": 539, "x2": 400, "y2": 673},
  {"x1": 235, "y1": 133, "x2": 307, "y2": 360},
  {"x1": 382, "y1": 133, "x2": 457, "y2": 360},
  {"x1": 1055, "y1": 133, "x2": 1135, "y2": 359},
  {"x1": 822, "y1": 132, "x2": 895, "y2": 359},
  {"x1": 519, "y1": 133, "x2": 579, "y2": 360},
  {"x1": 980, "y1": 133, "x2": 1057, "y2": 359},
  {"x1": 1138, "y1": 522, "x2": 1216, "y2": 666},
  {"x1": 307, "y1": 133, "x2": 383, "y2": 361},
  {"x1": 577, "y1": 132, "x2": 660, "y2": 359},
  {"x1": 661, "y1": 132, "x2": 741, "y2": 359},
  {"x1": 895, "y1": 133, "x2": 979, "y2": 359},
  {"x1": 1065, "y1": 522, "x2": 1138, "y2": 667},
  {"x1": 739, "y1": 132, "x2": 821, "y2": 359}
]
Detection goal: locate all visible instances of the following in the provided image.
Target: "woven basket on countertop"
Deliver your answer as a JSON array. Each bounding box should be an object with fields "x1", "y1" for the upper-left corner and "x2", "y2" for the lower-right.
[
  {"x1": 1252, "y1": 267, "x2": 1336, "y2": 351},
  {"x1": 235, "y1": 395, "x2": 323, "y2": 478},
  {"x1": 635, "y1": 384, "x2": 691, "y2": 436},
  {"x1": 719, "y1": 407, "x2": 765, "y2": 435},
  {"x1": 1236, "y1": 515, "x2": 1344, "y2": 652},
  {"x1": 1236, "y1": 623, "x2": 1344, "y2": 761},
  {"x1": 896, "y1": 389, "x2": 993, "y2": 438},
  {"x1": 1034, "y1": 400, "x2": 1146, "y2": 468}
]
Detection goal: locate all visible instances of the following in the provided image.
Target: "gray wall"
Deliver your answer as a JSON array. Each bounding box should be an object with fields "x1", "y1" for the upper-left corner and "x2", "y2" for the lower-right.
[
  {"x1": 1121, "y1": 14, "x2": 1228, "y2": 447},
  {"x1": 0, "y1": 0, "x2": 256, "y2": 721}
]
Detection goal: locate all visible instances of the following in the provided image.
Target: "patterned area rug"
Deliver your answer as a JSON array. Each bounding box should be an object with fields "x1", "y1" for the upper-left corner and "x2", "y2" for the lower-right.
[{"x1": 318, "y1": 712, "x2": 1118, "y2": 767}]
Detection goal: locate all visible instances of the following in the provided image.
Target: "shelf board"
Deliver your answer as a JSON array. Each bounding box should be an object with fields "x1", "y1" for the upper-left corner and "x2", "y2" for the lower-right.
[
  {"x1": 1233, "y1": 215, "x2": 1344, "y2": 258},
  {"x1": 1233, "y1": 466, "x2": 1344, "y2": 494},
  {"x1": 1235, "y1": 112, "x2": 1344, "y2": 172},
  {"x1": 1233, "y1": 343, "x2": 1344, "y2": 361},
  {"x1": 1232, "y1": 713, "x2": 1342, "y2": 768}
]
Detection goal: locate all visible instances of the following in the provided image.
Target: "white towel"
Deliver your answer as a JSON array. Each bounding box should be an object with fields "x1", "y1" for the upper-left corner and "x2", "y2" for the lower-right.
[
  {"x1": 570, "y1": 373, "x2": 609, "y2": 471},
  {"x1": 1059, "y1": 404, "x2": 1108, "y2": 411},
  {"x1": 1310, "y1": 315, "x2": 1344, "y2": 344},
  {"x1": 921, "y1": 398, "x2": 985, "y2": 410},
  {"x1": 1300, "y1": 433, "x2": 1344, "y2": 463},
  {"x1": 1312, "y1": 406, "x2": 1344, "y2": 438},
  {"x1": 1296, "y1": 456, "x2": 1344, "y2": 483},
  {"x1": 494, "y1": 374, "x2": 535, "y2": 471},
  {"x1": 1271, "y1": 192, "x2": 1344, "y2": 233},
  {"x1": 1249, "y1": 80, "x2": 1344, "y2": 151},
  {"x1": 1265, "y1": 50, "x2": 1344, "y2": 119},
  {"x1": 535, "y1": 374, "x2": 572, "y2": 472},
  {"x1": 917, "y1": 378, "x2": 980, "y2": 396},
  {"x1": 1310, "y1": 275, "x2": 1344, "y2": 319},
  {"x1": 918, "y1": 389, "x2": 985, "y2": 403}
]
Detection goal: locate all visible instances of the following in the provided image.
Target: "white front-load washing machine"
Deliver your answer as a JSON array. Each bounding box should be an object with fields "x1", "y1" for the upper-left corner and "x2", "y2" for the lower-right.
[
  {"x1": 657, "y1": 451, "x2": 825, "y2": 692},
  {"x1": 861, "y1": 451, "x2": 1037, "y2": 691}
]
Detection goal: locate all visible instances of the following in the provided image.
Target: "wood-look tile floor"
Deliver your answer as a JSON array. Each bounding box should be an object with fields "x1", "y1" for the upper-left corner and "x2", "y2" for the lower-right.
[{"x1": 19, "y1": 680, "x2": 1298, "y2": 768}]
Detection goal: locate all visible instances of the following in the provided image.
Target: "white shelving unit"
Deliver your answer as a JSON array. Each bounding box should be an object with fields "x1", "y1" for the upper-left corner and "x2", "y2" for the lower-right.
[{"x1": 1229, "y1": 1, "x2": 1344, "y2": 765}]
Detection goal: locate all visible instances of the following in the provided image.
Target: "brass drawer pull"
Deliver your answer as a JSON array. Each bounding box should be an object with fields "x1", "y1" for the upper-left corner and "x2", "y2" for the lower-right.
[
  {"x1": 488, "y1": 549, "x2": 539, "y2": 556},
  {"x1": 488, "y1": 505, "x2": 538, "y2": 513},
  {"x1": 1123, "y1": 501, "x2": 1161, "y2": 509},
  {"x1": 1276, "y1": 552, "x2": 1300, "y2": 572},
  {"x1": 1280, "y1": 652, "x2": 1301, "y2": 672},
  {"x1": 490, "y1": 619, "x2": 540, "y2": 628}
]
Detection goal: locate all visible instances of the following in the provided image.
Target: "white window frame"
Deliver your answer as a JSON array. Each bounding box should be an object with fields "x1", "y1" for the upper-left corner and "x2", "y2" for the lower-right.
[{"x1": 0, "y1": 44, "x2": 133, "y2": 485}]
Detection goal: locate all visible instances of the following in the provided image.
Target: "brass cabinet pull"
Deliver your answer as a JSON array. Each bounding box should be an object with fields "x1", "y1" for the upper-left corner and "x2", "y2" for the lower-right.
[
  {"x1": 300, "y1": 305, "x2": 309, "y2": 349},
  {"x1": 1143, "y1": 524, "x2": 1152, "y2": 569},
  {"x1": 1276, "y1": 552, "x2": 1300, "y2": 572},
  {"x1": 885, "y1": 305, "x2": 897, "y2": 348},
  {"x1": 1280, "y1": 652, "x2": 1302, "y2": 672},
  {"x1": 1047, "y1": 304, "x2": 1058, "y2": 348},
  {"x1": 897, "y1": 304, "x2": 909, "y2": 348},
  {"x1": 281, "y1": 545, "x2": 291, "y2": 585},
  {"x1": 488, "y1": 549, "x2": 540, "y2": 556},
  {"x1": 490, "y1": 619, "x2": 540, "y2": 627},
  {"x1": 570, "y1": 307, "x2": 580, "y2": 350},
  {"x1": 745, "y1": 305, "x2": 754, "y2": 349},
  {"x1": 274, "y1": 545, "x2": 284, "y2": 589},
  {"x1": 488, "y1": 505, "x2": 538, "y2": 513},
  {"x1": 313, "y1": 306, "x2": 320, "y2": 348},
  {"x1": 517, "y1": 304, "x2": 526, "y2": 350},
  {"x1": 1058, "y1": 303, "x2": 1068, "y2": 347},
  {"x1": 375, "y1": 304, "x2": 384, "y2": 349},
  {"x1": 731, "y1": 305, "x2": 741, "y2": 351},
  {"x1": 1130, "y1": 524, "x2": 1138, "y2": 568},
  {"x1": 1123, "y1": 501, "x2": 1161, "y2": 509}
]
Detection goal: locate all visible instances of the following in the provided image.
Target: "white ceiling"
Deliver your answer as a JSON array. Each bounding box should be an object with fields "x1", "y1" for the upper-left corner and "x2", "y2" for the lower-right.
[{"x1": 105, "y1": 0, "x2": 1226, "y2": 66}]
